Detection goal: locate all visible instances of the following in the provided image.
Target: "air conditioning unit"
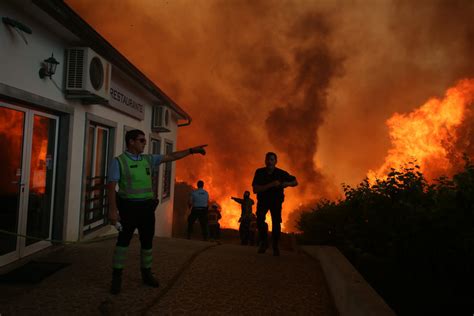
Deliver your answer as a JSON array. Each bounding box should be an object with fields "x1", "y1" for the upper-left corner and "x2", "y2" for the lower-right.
[
  {"x1": 152, "y1": 105, "x2": 171, "y2": 132},
  {"x1": 65, "y1": 47, "x2": 111, "y2": 102}
]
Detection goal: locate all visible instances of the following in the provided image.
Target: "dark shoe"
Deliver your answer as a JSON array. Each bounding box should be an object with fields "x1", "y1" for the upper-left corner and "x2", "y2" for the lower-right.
[
  {"x1": 110, "y1": 268, "x2": 122, "y2": 295},
  {"x1": 141, "y1": 268, "x2": 159, "y2": 288}
]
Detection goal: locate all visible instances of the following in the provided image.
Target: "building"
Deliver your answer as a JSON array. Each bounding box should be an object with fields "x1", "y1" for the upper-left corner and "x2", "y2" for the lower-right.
[{"x1": 0, "y1": 0, "x2": 192, "y2": 267}]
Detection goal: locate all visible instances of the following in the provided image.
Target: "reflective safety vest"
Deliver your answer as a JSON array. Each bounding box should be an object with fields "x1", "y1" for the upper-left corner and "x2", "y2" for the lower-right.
[{"x1": 117, "y1": 153, "x2": 154, "y2": 200}]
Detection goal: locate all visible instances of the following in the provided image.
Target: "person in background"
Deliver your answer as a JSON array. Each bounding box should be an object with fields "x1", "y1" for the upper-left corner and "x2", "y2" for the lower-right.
[
  {"x1": 207, "y1": 203, "x2": 222, "y2": 241},
  {"x1": 252, "y1": 152, "x2": 297, "y2": 256},
  {"x1": 187, "y1": 180, "x2": 209, "y2": 240},
  {"x1": 107, "y1": 129, "x2": 207, "y2": 295},
  {"x1": 231, "y1": 191, "x2": 255, "y2": 245}
]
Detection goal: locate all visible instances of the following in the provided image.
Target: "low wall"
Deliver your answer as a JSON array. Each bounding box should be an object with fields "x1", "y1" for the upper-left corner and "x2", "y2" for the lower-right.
[{"x1": 301, "y1": 246, "x2": 396, "y2": 316}]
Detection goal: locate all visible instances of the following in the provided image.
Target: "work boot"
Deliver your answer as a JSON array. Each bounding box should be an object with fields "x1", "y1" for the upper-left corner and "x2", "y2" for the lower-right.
[
  {"x1": 141, "y1": 268, "x2": 159, "y2": 288},
  {"x1": 110, "y1": 268, "x2": 122, "y2": 295}
]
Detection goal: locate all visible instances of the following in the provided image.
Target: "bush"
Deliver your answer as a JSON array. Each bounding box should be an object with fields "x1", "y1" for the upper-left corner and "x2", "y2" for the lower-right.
[{"x1": 298, "y1": 159, "x2": 474, "y2": 315}]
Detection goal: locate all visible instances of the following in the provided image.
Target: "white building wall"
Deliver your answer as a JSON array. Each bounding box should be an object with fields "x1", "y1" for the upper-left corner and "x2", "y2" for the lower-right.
[
  {"x1": 1, "y1": 0, "x2": 180, "y2": 242},
  {"x1": 62, "y1": 80, "x2": 179, "y2": 240},
  {"x1": 155, "y1": 120, "x2": 179, "y2": 237},
  {"x1": 0, "y1": 0, "x2": 72, "y2": 105}
]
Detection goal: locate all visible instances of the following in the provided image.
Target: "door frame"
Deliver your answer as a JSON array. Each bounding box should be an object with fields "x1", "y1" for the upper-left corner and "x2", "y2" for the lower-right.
[
  {"x1": 80, "y1": 113, "x2": 116, "y2": 238},
  {"x1": 83, "y1": 124, "x2": 110, "y2": 232},
  {"x1": 20, "y1": 109, "x2": 59, "y2": 258},
  {"x1": 0, "y1": 102, "x2": 59, "y2": 266}
]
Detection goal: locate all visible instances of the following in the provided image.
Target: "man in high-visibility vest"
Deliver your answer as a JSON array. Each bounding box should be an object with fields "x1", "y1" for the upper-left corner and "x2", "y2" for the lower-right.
[{"x1": 107, "y1": 129, "x2": 206, "y2": 295}]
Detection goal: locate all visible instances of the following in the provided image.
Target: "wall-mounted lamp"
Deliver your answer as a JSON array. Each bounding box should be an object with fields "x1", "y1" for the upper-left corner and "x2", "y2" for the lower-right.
[{"x1": 39, "y1": 53, "x2": 60, "y2": 79}]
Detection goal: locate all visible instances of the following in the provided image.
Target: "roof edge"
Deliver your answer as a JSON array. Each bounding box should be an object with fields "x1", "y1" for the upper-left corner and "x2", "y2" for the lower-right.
[{"x1": 33, "y1": 0, "x2": 191, "y2": 123}]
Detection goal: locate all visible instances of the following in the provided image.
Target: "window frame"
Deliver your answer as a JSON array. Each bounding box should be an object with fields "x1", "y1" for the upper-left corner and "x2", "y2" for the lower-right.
[{"x1": 80, "y1": 113, "x2": 116, "y2": 237}]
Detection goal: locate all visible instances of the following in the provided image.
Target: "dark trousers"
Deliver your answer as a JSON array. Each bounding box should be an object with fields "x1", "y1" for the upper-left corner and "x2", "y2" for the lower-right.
[
  {"x1": 256, "y1": 201, "x2": 282, "y2": 247},
  {"x1": 187, "y1": 207, "x2": 208, "y2": 240},
  {"x1": 116, "y1": 198, "x2": 156, "y2": 249}
]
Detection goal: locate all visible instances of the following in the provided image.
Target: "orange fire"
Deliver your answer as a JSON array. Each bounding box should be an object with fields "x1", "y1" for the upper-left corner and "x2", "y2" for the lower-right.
[
  {"x1": 368, "y1": 79, "x2": 474, "y2": 182},
  {"x1": 0, "y1": 107, "x2": 24, "y2": 195},
  {"x1": 0, "y1": 107, "x2": 50, "y2": 196},
  {"x1": 27, "y1": 115, "x2": 50, "y2": 195},
  {"x1": 177, "y1": 166, "x2": 326, "y2": 232}
]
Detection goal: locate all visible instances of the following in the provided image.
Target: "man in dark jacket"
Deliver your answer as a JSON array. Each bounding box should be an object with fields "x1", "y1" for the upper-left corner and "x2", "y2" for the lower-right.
[{"x1": 252, "y1": 152, "x2": 297, "y2": 256}]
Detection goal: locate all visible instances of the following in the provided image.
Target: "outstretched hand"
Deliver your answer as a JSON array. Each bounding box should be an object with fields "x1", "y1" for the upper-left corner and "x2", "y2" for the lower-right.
[{"x1": 190, "y1": 144, "x2": 208, "y2": 155}]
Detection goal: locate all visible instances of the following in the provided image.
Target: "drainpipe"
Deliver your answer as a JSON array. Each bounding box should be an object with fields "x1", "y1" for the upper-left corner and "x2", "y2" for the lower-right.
[{"x1": 178, "y1": 116, "x2": 192, "y2": 127}]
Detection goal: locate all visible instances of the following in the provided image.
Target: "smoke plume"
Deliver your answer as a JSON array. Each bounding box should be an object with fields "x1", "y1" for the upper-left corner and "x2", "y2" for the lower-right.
[{"x1": 67, "y1": 0, "x2": 474, "y2": 231}]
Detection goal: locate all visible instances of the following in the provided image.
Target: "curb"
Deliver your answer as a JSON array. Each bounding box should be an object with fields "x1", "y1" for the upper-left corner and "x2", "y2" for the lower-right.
[{"x1": 301, "y1": 246, "x2": 396, "y2": 316}]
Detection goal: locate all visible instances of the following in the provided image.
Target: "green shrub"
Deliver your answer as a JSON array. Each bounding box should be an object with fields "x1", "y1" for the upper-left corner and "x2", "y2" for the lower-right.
[{"x1": 298, "y1": 159, "x2": 474, "y2": 315}]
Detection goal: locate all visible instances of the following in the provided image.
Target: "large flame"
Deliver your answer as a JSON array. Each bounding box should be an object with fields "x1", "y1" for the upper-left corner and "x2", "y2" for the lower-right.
[
  {"x1": 0, "y1": 108, "x2": 51, "y2": 196},
  {"x1": 369, "y1": 79, "x2": 474, "y2": 182},
  {"x1": 176, "y1": 159, "x2": 336, "y2": 232}
]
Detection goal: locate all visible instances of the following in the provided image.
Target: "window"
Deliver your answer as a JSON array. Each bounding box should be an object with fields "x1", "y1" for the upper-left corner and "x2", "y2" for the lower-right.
[
  {"x1": 83, "y1": 123, "x2": 110, "y2": 232},
  {"x1": 162, "y1": 141, "x2": 173, "y2": 200},
  {"x1": 82, "y1": 113, "x2": 116, "y2": 235},
  {"x1": 150, "y1": 137, "x2": 161, "y2": 198}
]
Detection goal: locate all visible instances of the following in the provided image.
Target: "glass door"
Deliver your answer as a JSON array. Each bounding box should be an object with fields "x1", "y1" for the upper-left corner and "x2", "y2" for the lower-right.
[
  {"x1": 22, "y1": 112, "x2": 58, "y2": 256},
  {"x1": 0, "y1": 103, "x2": 58, "y2": 266},
  {"x1": 0, "y1": 105, "x2": 26, "y2": 265}
]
